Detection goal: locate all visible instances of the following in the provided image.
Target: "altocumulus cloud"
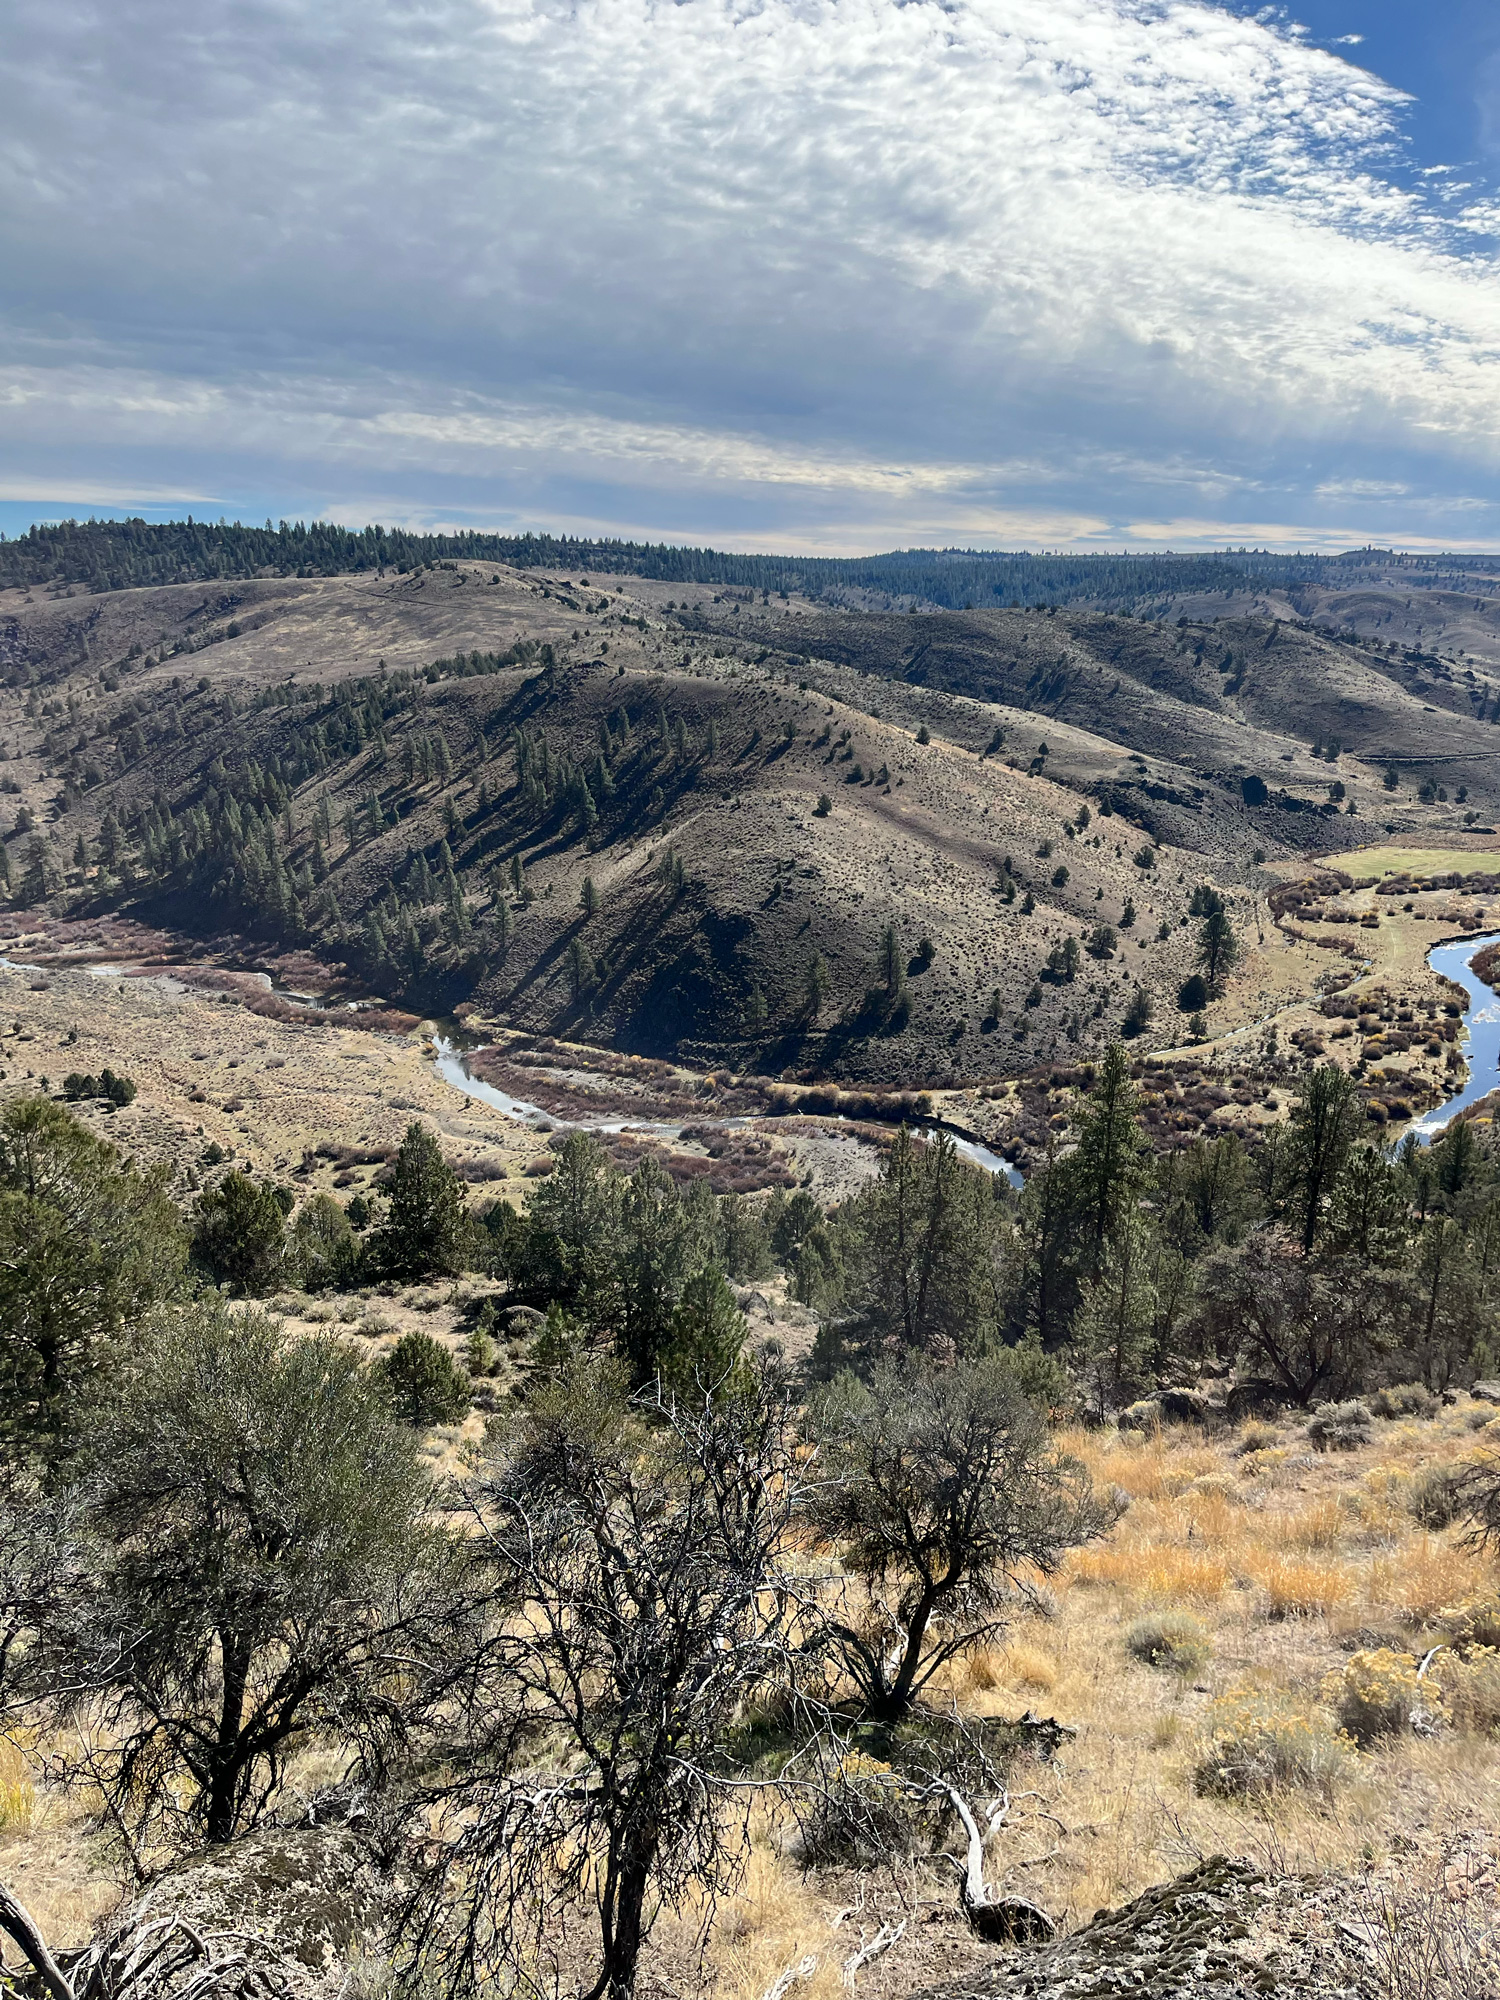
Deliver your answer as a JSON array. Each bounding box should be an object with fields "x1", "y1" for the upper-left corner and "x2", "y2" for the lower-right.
[{"x1": 3, "y1": 0, "x2": 1500, "y2": 549}]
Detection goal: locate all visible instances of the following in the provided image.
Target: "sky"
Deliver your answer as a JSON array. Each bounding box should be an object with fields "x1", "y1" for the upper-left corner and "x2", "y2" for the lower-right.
[{"x1": 3, "y1": 0, "x2": 1500, "y2": 555}]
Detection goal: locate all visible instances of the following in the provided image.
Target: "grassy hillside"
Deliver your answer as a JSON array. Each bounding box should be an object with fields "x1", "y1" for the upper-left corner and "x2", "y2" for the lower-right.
[{"x1": 0, "y1": 559, "x2": 1495, "y2": 1083}]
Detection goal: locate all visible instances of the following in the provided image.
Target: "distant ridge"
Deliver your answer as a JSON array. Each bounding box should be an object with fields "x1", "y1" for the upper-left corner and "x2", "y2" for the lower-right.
[{"x1": 3, "y1": 514, "x2": 1498, "y2": 609}]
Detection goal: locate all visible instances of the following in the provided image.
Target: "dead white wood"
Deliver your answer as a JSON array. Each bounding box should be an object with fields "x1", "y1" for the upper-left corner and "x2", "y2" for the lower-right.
[
  {"x1": 842, "y1": 1919, "x2": 906, "y2": 1986},
  {"x1": 759, "y1": 1952, "x2": 819, "y2": 2000}
]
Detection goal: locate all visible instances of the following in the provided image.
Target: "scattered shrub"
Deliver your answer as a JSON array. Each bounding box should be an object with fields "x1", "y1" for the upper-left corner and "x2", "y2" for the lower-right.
[
  {"x1": 1194, "y1": 1691, "x2": 1356, "y2": 1801},
  {"x1": 1126, "y1": 1611, "x2": 1212, "y2": 1674},
  {"x1": 1405, "y1": 1461, "x2": 1473, "y2": 1530},
  {"x1": 1438, "y1": 1594, "x2": 1500, "y2": 1654},
  {"x1": 465, "y1": 1329, "x2": 498, "y2": 1376},
  {"x1": 1369, "y1": 1382, "x2": 1439, "y2": 1421},
  {"x1": 1236, "y1": 1420, "x2": 1278, "y2": 1456},
  {"x1": 1323, "y1": 1649, "x2": 1439, "y2": 1747},
  {"x1": 1306, "y1": 1400, "x2": 1373, "y2": 1451}
]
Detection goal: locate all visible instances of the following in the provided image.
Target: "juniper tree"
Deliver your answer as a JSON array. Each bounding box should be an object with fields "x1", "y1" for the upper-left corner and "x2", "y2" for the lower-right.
[
  {"x1": 371, "y1": 1124, "x2": 470, "y2": 1280},
  {"x1": 190, "y1": 1171, "x2": 289, "y2": 1297},
  {"x1": 33, "y1": 1303, "x2": 465, "y2": 1849},
  {"x1": 411, "y1": 1372, "x2": 812, "y2": 2000},
  {"x1": 808, "y1": 1352, "x2": 1109, "y2": 1722},
  {"x1": 1287, "y1": 1064, "x2": 1362, "y2": 1254},
  {"x1": 0, "y1": 1098, "x2": 186, "y2": 1457}
]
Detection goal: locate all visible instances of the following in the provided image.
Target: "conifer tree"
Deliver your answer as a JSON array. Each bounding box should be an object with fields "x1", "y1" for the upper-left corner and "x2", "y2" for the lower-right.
[{"x1": 371, "y1": 1124, "x2": 469, "y2": 1279}]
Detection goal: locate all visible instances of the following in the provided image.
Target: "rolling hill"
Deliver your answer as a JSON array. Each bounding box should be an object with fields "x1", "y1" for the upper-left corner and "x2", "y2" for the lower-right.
[{"x1": 1, "y1": 549, "x2": 1496, "y2": 1085}]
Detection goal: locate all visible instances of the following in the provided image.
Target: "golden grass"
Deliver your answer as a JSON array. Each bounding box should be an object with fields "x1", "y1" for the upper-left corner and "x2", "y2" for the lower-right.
[
  {"x1": 710, "y1": 1847, "x2": 842, "y2": 2000},
  {"x1": 1069, "y1": 1542, "x2": 1231, "y2": 1604},
  {"x1": 1061, "y1": 1430, "x2": 1221, "y2": 1500},
  {"x1": 0, "y1": 1738, "x2": 34, "y2": 1834},
  {"x1": 1246, "y1": 1555, "x2": 1355, "y2": 1619},
  {"x1": 1367, "y1": 1538, "x2": 1491, "y2": 1626},
  {"x1": 1266, "y1": 1498, "x2": 1346, "y2": 1551}
]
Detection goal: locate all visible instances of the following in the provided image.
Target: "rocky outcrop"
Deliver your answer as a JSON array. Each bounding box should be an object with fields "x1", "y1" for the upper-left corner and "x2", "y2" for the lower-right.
[
  {"x1": 913, "y1": 1856, "x2": 1362, "y2": 1999},
  {"x1": 89, "y1": 1826, "x2": 400, "y2": 2000}
]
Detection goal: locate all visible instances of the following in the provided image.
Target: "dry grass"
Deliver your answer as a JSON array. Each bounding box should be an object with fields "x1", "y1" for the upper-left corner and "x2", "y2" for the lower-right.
[
  {"x1": 1069, "y1": 1543, "x2": 1232, "y2": 1604},
  {"x1": 6, "y1": 1402, "x2": 1500, "y2": 1999},
  {"x1": 708, "y1": 1847, "x2": 843, "y2": 2000},
  {"x1": 0, "y1": 1738, "x2": 34, "y2": 1833},
  {"x1": 1247, "y1": 1554, "x2": 1356, "y2": 1619},
  {"x1": 1368, "y1": 1538, "x2": 1491, "y2": 1626}
]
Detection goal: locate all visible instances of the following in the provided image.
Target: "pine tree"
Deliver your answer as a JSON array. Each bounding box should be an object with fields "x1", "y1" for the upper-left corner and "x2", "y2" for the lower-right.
[
  {"x1": 1197, "y1": 904, "x2": 1239, "y2": 990},
  {"x1": 1065, "y1": 1042, "x2": 1150, "y2": 1265},
  {"x1": 568, "y1": 936, "x2": 596, "y2": 1002},
  {"x1": 1070, "y1": 1214, "x2": 1157, "y2": 1420},
  {"x1": 580, "y1": 875, "x2": 599, "y2": 919},
  {"x1": 370, "y1": 1123, "x2": 469, "y2": 1279}
]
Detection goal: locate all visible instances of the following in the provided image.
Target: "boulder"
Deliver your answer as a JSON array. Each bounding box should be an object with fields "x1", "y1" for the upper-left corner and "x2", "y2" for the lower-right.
[
  {"x1": 915, "y1": 1855, "x2": 1336, "y2": 1998},
  {"x1": 1472, "y1": 1381, "x2": 1500, "y2": 1406},
  {"x1": 90, "y1": 1826, "x2": 400, "y2": 2000},
  {"x1": 1157, "y1": 1388, "x2": 1210, "y2": 1426},
  {"x1": 1225, "y1": 1380, "x2": 1286, "y2": 1422}
]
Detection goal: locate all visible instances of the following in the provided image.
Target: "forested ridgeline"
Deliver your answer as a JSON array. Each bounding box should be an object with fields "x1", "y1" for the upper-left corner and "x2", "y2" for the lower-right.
[
  {"x1": 5, "y1": 514, "x2": 1497, "y2": 608},
  {"x1": 8, "y1": 643, "x2": 1254, "y2": 1074},
  {"x1": 2, "y1": 1044, "x2": 1500, "y2": 1998}
]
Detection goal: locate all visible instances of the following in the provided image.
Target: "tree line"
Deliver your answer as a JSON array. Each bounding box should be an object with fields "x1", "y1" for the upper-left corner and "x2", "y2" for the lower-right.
[
  {"x1": 4, "y1": 1051, "x2": 1500, "y2": 1997},
  {"x1": 2, "y1": 514, "x2": 1406, "y2": 610}
]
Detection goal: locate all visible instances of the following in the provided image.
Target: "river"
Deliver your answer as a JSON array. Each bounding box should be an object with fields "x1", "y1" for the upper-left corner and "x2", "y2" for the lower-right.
[
  {"x1": 27, "y1": 934, "x2": 1499, "y2": 1176},
  {"x1": 430, "y1": 931, "x2": 1500, "y2": 1171},
  {"x1": 1410, "y1": 931, "x2": 1500, "y2": 1142},
  {"x1": 430, "y1": 1037, "x2": 1024, "y2": 1185}
]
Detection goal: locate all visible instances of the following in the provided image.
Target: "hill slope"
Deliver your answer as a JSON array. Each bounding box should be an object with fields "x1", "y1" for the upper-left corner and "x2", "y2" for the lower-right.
[{"x1": 0, "y1": 560, "x2": 1490, "y2": 1083}]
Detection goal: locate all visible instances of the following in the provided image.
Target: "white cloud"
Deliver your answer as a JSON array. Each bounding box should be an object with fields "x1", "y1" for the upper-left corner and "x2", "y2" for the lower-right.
[{"x1": 1, "y1": 0, "x2": 1499, "y2": 546}]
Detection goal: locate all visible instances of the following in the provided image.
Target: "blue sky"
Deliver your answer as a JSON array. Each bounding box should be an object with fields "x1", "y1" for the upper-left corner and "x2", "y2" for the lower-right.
[{"x1": 3, "y1": 0, "x2": 1500, "y2": 554}]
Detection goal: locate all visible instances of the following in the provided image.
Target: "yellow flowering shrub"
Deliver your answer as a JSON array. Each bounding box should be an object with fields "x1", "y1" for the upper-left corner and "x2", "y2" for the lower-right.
[
  {"x1": 1321, "y1": 1648, "x2": 1442, "y2": 1747},
  {"x1": 1194, "y1": 1690, "x2": 1357, "y2": 1801},
  {"x1": 1439, "y1": 1593, "x2": 1500, "y2": 1654}
]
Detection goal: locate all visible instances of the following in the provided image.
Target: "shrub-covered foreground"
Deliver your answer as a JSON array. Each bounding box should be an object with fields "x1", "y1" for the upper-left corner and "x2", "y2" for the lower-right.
[{"x1": 3, "y1": 1056, "x2": 1500, "y2": 1999}]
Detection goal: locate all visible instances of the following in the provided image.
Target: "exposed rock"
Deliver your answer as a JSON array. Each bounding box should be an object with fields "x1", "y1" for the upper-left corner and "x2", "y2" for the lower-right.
[
  {"x1": 912, "y1": 1856, "x2": 1362, "y2": 1999},
  {"x1": 1225, "y1": 1380, "x2": 1288, "y2": 1422},
  {"x1": 1471, "y1": 1381, "x2": 1500, "y2": 1405},
  {"x1": 963, "y1": 1897, "x2": 1056, "y2": 1946},
  {"x1": 89, "y1": 1827, "x2": 399, "y2": 2000},
  {"x1": 1157, "y1": 1389, "x2": 1210, "y2": 1426}
]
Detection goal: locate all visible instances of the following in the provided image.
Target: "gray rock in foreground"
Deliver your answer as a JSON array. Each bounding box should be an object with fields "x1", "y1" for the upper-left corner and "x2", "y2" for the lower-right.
[
  {"x1": 913, "y1": 1856, "x2": 1364, "y2": 2000},
  {"x1": 92, "y1": 1827, "x2": 399, "y2": 2000}
]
